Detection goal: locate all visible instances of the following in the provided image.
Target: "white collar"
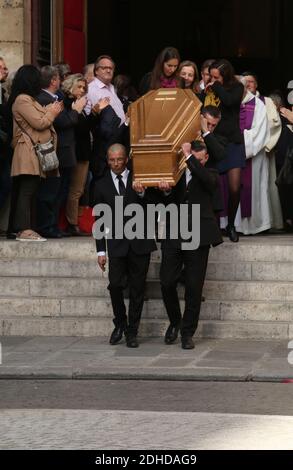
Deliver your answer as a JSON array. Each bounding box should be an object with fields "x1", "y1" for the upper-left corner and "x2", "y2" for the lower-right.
[
  {"x1": 111, "y1": 168, "x2": 129, "y2": 180},
  {"x1": 242, "y1": 90, "x2": 255, "y2": 104}
]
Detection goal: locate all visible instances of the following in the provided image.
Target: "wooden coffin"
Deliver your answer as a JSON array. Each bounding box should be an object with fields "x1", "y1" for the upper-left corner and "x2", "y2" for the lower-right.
[{"x1": 129, "y1": 88, "x2": 202, "y2": 186}]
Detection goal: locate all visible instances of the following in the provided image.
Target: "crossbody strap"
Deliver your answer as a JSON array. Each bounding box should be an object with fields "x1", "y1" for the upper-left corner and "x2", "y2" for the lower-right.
[{"x1": 14, "y1": 118, "x2": 37, "y2": 147}]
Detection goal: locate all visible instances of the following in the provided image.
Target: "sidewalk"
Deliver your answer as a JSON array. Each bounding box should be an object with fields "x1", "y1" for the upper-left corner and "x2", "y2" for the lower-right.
[{"x1": 1, "y1": 336, "x2": 293, "y2": 382}]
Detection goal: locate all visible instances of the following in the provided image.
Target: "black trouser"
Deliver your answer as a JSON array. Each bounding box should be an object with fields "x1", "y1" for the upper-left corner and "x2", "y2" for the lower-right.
[
  {"x1": 8, "y1": 175, "x2": 40, "y2": 232},
  {"x1": 278, "y1": 184, "x2": 293, "y2": 222},
  {"x1": 108, "y1": 249, "x2": 151, "y2": 336},
  {"x1": 0, "y1": 157, "x2": 11, "y2": 210},
  {"x1": 160, "y1": 244, "x2": 210, "y2": 338},
  {"x1": 36, "y1": 176, "x2": 60, "y2": 233}
]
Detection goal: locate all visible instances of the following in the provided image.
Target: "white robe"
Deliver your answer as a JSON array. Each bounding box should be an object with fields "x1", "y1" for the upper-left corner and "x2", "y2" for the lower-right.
[
  {"x1": 221, "y1": 93, "x2": 271, "y2": 234},
  {"x1": 263, "y1": 96, "x2": 283, "y2": 229}
]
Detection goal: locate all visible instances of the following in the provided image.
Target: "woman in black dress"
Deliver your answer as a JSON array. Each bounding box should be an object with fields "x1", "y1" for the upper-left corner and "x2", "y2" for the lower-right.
[{"x1": 205, "y1": 59, "x2": 245, "y2": 242}]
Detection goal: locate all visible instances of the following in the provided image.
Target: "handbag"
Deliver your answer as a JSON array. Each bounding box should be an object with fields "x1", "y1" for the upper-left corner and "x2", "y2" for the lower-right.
[{"x1": 15, "y1": 119, "x2": 59, "y2": 172}]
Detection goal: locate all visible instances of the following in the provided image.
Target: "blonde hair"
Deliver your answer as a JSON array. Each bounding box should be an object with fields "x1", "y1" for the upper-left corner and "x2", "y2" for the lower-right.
[{"x1": 61, "y1": 73, "x2": 88, "y2": 97}]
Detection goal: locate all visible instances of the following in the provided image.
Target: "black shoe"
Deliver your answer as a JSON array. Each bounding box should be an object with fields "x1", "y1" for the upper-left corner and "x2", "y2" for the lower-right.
[
  {"x1": 109, "y1": 326, "x2": 126, "y2": 345},
  {"x1": 126, "y1": 336, "x2": 139, "y2": 348},
  {"x1": 67, "y1": 224, "x2": 89, "y2": 237},
  {"x1": 6, "y1": 232, "x2": 17, "y2": 240},
  {"x1": 181, "y1": 336, "x2": 195, "y2": 350},
  {"x1": 59, "y1": 230, "x2": 71, "y2": 238},
  {"x1": 226, "y1": 224, "x2": 239, "y2": 243},
  {"x1": 164, "y1": 323, "x2": 180, "y2": 345},
  {"x1": 40, "y1": 230, "x2": 63, "y2": 239}
]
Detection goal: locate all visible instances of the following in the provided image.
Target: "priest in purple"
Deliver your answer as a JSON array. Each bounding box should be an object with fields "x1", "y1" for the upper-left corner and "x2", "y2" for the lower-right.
[{"x1": 220, "y1": 82, "x2": 270, "y2": 234}]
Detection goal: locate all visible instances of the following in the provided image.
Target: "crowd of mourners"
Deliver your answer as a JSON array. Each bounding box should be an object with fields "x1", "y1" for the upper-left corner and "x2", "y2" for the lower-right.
[{"x1": 0, "y1": 48, "x2": 293, "y2": 242}]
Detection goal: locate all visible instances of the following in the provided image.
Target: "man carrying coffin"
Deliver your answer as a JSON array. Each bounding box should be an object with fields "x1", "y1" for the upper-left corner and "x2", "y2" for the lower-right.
[
  {"x1": 158, "y1": 141, "x2": 222, "y2": 349},
  {"x1": 93, "y1": 144, "x2": 157, "y2": 348}
]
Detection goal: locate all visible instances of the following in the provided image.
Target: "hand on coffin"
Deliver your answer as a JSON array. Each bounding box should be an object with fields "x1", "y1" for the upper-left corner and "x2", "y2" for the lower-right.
[
  {"x1": 181, "y1": 142, "x2": 192, "y2": 158},
  {"x1": 133, "y1": 181, "x2": 146, "y2": 194},
  {"x1": 158, "y1": 180, "x2": 172, "y2": 192}
]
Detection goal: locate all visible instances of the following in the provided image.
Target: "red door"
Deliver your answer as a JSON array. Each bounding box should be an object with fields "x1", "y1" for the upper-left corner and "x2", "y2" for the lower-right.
[{"x1": 63, "y1": 0, "x2": 86, "y2": 73}]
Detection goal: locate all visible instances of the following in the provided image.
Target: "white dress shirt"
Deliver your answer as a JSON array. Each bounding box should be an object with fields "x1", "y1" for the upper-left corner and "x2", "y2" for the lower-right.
[{"x1": 85, "y1": 77, "x2": 125, "y2": 125}]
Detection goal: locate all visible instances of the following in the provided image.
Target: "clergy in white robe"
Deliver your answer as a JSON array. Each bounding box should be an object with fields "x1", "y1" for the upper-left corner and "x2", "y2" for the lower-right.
[
  {"x1": 236, "y1": 92, "x2": 270, "y2": 234},
  {"x1": 260, "y1": 95, "x2": 283, "y2": 229},
  {"x1": 220, "y1": 91, "x2": 271, "y2": 234}
]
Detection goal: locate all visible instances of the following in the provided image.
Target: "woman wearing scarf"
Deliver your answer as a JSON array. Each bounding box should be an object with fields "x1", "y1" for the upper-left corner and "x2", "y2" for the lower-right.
[{"x1": 139, "y1": 46, "x2": 181, "y2": 96}]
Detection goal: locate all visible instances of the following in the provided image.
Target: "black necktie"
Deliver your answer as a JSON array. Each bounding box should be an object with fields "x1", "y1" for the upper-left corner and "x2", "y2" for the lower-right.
[{"x1": 117, "y1": 174, "x2": 126, "y2": 196}]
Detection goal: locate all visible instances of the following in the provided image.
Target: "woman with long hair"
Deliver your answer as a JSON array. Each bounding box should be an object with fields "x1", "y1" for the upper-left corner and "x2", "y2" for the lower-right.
[
  {"x1": 139, "y1": 46, "x2": 181, "y2": 95},
  {"x1": 178, "y1": 60, "x2": 200, "y2": 93},
  {"x1": 7, "y1": 65, "x2": 62, "y2": 241},
  {"x1": 205, "y1": 59, "x2": 245, "y2": 242}
]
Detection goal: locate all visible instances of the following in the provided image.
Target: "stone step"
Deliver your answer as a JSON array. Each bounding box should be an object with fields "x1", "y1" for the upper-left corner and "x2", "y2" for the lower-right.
[
  {"x1": 0, "y1": 297, "x2": 293, "y2": 323},
  {"x1": 146, "y1": 280, "x2": 293, "y2": 302},
  {"x1": 1, "y1": 258, "x2": 293, "y2": 282},
  {"x1": 1, "y1": 236, "x2": 293, "y2": 262},
  {"x1": 1, "y1": 316, "x2": 291, "y2": 339},
  {"x1": 2, "y1": 277, "x2": 293, "y2": 301}
]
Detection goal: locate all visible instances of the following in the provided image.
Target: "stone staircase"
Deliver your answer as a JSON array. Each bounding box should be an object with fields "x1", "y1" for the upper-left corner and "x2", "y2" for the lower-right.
[{"x1": 0, "y1": 236, "x2": 293, "y2": 339}]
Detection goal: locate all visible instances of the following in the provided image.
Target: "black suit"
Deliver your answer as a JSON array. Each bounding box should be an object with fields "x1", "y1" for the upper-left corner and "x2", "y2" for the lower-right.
[
  {"x1": 204, "y1": 131, "x2": 228, "y2": 213},
  {"x1": 160, "y1": 156, "x2": 222, "y2": 338},
  {"x1": 93, "y1": 170, "x2": 157, "y2": 336}
]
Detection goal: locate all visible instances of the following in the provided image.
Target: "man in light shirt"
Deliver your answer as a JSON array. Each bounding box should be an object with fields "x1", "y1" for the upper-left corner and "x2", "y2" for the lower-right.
[{"x1": 86, "y1": 55, "x2": 125, "y2": 125}]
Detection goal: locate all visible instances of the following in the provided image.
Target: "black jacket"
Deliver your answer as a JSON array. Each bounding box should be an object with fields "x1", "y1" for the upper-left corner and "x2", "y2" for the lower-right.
[
  {"x1": 161, "y1": 156, "x2": 223, "y2": 249},
  {"x1": 74, "y1": 106, "x2": 101, "y2": 163},
  {"x1": 91, "y1": 105, "x2": 130, "y2": 178},
  {"x1": 36, "y1": 90, "x2": 79, "y2": 168},
  {"x1": 204, "y1": 131, "x2": 228, "y2": 213},
  {"x1": 93, "y1": 170, "x2": 157, "y2": 257},
  {"x1": 209, "y1": 81, "x2": 244, "y2": 144}
]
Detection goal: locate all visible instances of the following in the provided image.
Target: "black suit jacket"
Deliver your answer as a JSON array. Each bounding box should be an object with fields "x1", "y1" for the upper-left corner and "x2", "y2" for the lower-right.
[
  {"x1": 204, "y1": 132, "x2": 228, "y2": 213},
  {"x1": 93, "y1": 170, "x2": 157, "y2": 257},
  {"x1": 162, "y1": 156, "x2": 223, "y2": 249},
  {"x1": 91, "y1": 105, "x2": 130, "y2": 178}
]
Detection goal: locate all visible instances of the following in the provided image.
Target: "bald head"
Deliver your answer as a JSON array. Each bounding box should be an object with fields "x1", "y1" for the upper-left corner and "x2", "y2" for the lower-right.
[{"x1": 107, "y1": 143, "x2": 127, "y2": 158}]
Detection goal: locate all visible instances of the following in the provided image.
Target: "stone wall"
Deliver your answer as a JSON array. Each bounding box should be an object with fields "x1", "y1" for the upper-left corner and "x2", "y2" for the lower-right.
[{"x1": 0, "y1": 0, "x2": 31, "y2": 72}]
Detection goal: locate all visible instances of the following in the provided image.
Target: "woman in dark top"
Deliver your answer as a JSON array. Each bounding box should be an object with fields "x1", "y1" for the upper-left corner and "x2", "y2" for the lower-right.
[
  {"x1": 62, "y1": 73, "x2": 95, "y2": 235},
  {"x1": 205, "y1": 59, "x2": 244, "y2": 242},
  {"x1": 139, "y1": 46, "x2": 181, "y2": 95}
]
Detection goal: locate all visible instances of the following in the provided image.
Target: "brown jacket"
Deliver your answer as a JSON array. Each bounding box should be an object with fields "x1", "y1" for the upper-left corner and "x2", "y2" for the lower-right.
[{"x1": 11, "y1": 94, "x2": 57, "y2": 177}]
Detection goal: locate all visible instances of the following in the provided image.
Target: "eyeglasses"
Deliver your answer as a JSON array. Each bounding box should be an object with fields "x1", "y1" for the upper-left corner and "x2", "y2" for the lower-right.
[{"x1": 97, "y1": 66, "x2": 114, "y2": 71}]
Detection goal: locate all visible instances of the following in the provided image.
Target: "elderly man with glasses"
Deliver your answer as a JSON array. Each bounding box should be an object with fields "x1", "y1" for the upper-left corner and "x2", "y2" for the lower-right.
[{"x1": 85, "y1": 55, "x2": 125, "y2": 125}]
